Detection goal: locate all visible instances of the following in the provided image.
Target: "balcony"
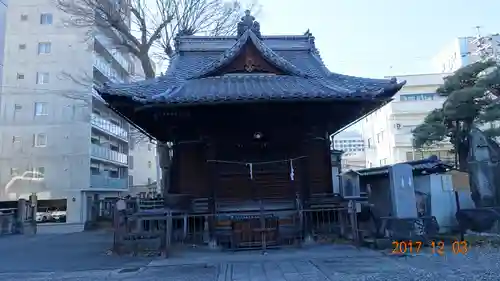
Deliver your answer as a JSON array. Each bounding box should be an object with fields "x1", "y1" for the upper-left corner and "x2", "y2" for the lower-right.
[
  {"x1": 94, "y1": 34, "x2": 131, "y2": 73},
  {"x1": 91, "y1": 113, "x2": 128, "y2": 140},
  {"x1": 91, "y1": 144, "x2": 128, "y2": 165},
  {"x1": 93, "y1": 53, "x2": 125, "y2": 83},
  {"x1": 90, "y1": 174, "x2": 127, "y2": 190}
]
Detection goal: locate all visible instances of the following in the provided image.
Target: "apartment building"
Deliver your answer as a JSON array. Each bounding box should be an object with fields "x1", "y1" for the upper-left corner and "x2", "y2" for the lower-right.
[
  {"x1": 332, "y1": 130, "x2": 364, "y2": 155},
  {"x1": 127, "y1": 58, "x2": 159, "y2": 197},
  {"x1": 432, "y1": 34, "x2": 500, "y2": 73},
  {"x1": 0, "y1": 0, "x2": 7, "y2": 85},
  {"x1": 331, "y1": 130, "x2": 366, "y2": 170},
  {"x1": 361, "y1": 73, "x2": 454, "y2": 168},
  {"x1": 128, "y1": 135, "x2": 159, "y2": 197},
  {"x1": 0, "y1": 0, "x2": 154, "y2": 227}
]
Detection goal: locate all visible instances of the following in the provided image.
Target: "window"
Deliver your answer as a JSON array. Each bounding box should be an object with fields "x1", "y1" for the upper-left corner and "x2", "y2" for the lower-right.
[
  {"x1": 19, "y1": 44, "x2": 26, "y2": 50},
  {"x1": 40, "y1": 13, "x2": 53, "y2": 25},
  {"x1": 14, "y1": 104, "x2": 22, "y2": 110},
  {"x1": 20, "y1": 14, "x2": 28, "y2": 21},
  {"x1": 147, "y1": 143, "x2": 152, "y2": 151},
  {"x1": 33, "y1": 133, "x2": 47, "y2": 147},
  {"x1": 17, "y1": 73, "x2": 25, "y2": 80},
  {"x1": 90, "y1": 163, "x2": 100, "y2": 175},
  {"x1": 10, "y1": 168, "x2": 19, "y2": 177},
  {"x1": 12, "y1": 136, "x2": 21, "y2": 143},
  {"x1": 147, "y1": 161, "x2": 152, "y2": 168},
  {"x1": 34, "y1": 102, "x2": 48, "y2": 116},
  {"x1": 36, "y1": 72, "x2": 49, "y2": 84},
  {"x1": 128, "y1": 175, "x2": 134, "y2": 187},
  {"x1": 128, "y1": 156, "x2": 134, "y2": 169},
  {"x1": 400, "y1": 93, "x2": 436, "y2": 102},
  {"x1": 33, "y1": 167, "x2": 45, "y2": 179},
  {"x1": 37, "y1": 42, "x2": 51, "y2": 54}
]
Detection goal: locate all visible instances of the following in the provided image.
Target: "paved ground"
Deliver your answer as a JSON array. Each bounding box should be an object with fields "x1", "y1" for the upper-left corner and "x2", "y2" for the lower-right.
[
  {"x1": 0, "y1": 231, "x2": 152, "y2": 272},
  {"x1": 1, "y1": 231, "x2": 500, "y2": 280}
]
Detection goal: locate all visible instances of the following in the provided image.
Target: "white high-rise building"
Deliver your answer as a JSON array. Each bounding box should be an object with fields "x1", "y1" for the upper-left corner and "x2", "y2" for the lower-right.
[
  {"x1": 0, "y1": 0, "x2": 7, "y2": 85},
  {"x1": 361, "y1": 73, "x2": 454, "y2": 168},
  {"x1": 128, "y1": 58, "x2": 159, "y2": 197},
  {"x1": 332, "y1": 131, "x2": 366, "y2": 171},
  {"x1": 0, "y1": 0, "x2": 155, "y2": 229},
  {"x1": 331, "y1": 130, "x2": 364, "y2": 155},
  {"x1": 432, "y1": 34, "x2": 500, "y2": 73}
]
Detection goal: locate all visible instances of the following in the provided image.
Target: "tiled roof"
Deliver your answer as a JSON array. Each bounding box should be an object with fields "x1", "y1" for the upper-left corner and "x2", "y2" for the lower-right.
[
  {"x1": 192, "y1": 30, "x2": 309, "y2": 79},
  {"x1": 98, "y1": 29, "x2": 405, "y2": 106}
]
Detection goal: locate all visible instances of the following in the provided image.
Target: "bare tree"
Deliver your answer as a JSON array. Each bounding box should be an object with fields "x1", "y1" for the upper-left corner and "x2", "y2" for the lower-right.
[{"x1": 55, "y1": 0, "x2": 258, "y2": 80}]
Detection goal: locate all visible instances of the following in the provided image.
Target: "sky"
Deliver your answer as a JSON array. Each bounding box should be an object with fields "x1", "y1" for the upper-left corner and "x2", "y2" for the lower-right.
[{"x1": 255, "y1": 0, "x2": 500, "y2": 78}]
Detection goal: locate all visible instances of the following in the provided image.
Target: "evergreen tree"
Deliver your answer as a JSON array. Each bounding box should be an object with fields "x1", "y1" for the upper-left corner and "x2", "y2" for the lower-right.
[{"x1": 412, "y1": 60, "x2": 500, "y2": 170}]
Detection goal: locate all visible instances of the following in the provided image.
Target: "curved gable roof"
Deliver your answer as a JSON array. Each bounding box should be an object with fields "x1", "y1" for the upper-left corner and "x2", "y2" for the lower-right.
[
  {"x1": 98, "y1": 30, "x2": 405, "y2": 106},
  {"x1": 190, "y1": 29, "x2": 310, "y2": 79}
]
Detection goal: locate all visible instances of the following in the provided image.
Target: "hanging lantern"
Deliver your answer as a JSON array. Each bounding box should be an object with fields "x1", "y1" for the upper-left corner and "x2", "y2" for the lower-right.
[{"x1": 253, "y1": 132, "x2": 263, "y2": 139}]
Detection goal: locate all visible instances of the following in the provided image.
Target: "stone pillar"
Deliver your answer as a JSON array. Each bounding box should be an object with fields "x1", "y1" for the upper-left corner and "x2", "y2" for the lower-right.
[
  {"x1": 28, "y1": 193, "x2": 38, "y2": 235},
  {"x1": 16, "y1": 198, "x2": 27, "y2": 234}
]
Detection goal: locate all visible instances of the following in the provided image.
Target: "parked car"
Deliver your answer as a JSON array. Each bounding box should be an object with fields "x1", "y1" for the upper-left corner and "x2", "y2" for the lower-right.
[
  {"x1": 36, "y1": 207, "x2": 52, "y2": 222},
  {"x1": 51, "y1": 210, "x2": 66, "y2": 222}
]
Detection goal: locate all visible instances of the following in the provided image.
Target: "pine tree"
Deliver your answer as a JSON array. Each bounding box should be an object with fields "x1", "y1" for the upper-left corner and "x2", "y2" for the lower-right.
[{"x1": 412, "y1": 60, "x2": 500, "y2": 170}]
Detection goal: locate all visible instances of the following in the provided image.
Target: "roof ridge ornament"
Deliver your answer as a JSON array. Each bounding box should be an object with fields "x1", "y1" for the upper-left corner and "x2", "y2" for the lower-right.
[{"x1": 237, "y1": 10, "x2": 261, "y2": 38}]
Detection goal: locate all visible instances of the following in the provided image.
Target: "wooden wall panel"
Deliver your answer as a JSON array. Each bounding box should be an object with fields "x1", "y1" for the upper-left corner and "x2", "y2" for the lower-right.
[
  {"x1": 174, "y1": 138, "x2": 332, "y2": 201},
  {"x1": 175, "y1": 143, "x2": 209, "y2": 197},
  {"x1": 305, "y1": 140, "x2": 332, "y2": 195}
]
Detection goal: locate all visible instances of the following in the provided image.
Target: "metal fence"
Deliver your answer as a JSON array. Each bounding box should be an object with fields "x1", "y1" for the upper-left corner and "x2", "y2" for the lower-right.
[{"x1": 112, "y1": 202, "x2": 360, "y2": 256}]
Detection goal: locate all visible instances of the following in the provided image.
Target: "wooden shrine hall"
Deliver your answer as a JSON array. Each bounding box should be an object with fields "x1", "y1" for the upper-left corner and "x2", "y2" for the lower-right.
[{"x1": 98, "y1": 11, "x2": 405, "y2": 248}]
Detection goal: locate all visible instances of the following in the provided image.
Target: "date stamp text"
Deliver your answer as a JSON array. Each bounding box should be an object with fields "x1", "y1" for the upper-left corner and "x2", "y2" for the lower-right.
[{"x1": 391, "y1": 240, "x2": 469, "y2": 256}]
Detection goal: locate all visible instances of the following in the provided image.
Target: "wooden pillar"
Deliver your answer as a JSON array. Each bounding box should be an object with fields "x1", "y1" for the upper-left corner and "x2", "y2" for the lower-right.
[
  {"x1": 300, "y1": 141, "x2": 311, "y2": 208},
  {"x1": 205, "y1": 141, "x2": 217, "y2": 248},
  {"x1": 300, "y1": 140, "x2": 311, "y2": 241},
  {"x1": 325, "y1": 131, "x2": 334, "y2": 194},
  {"x1": 170, "y1": 144, "x2": 179, "y2": 194},
  {"x1": 158, "y1": 142, "x2": 171, "y2": 205}
]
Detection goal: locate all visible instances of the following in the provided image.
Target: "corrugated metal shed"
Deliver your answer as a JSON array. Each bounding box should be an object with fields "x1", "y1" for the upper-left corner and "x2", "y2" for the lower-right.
[{"x1": 347, "y1": 155, "x2": 452, "y2": 177}]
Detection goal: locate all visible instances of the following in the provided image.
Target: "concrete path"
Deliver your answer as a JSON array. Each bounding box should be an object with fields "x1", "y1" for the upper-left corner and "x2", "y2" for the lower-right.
[{"x1": 1, "y1": 231, "x2": 499, "y2": 280}]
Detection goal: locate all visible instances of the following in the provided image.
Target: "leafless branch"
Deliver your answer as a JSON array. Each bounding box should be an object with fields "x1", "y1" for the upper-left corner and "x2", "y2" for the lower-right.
[
  {"x1": 54, "y1": 0, "x2": 259, "y2": 79},
  {"x1": 54, "y1": 0, "x2": 260, "y2": 144}
]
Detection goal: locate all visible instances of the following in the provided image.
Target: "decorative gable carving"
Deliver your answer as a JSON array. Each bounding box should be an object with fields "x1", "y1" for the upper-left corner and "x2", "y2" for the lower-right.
[{"x1": 214, "y1": 42, "x2": 285, "y2": 76}]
